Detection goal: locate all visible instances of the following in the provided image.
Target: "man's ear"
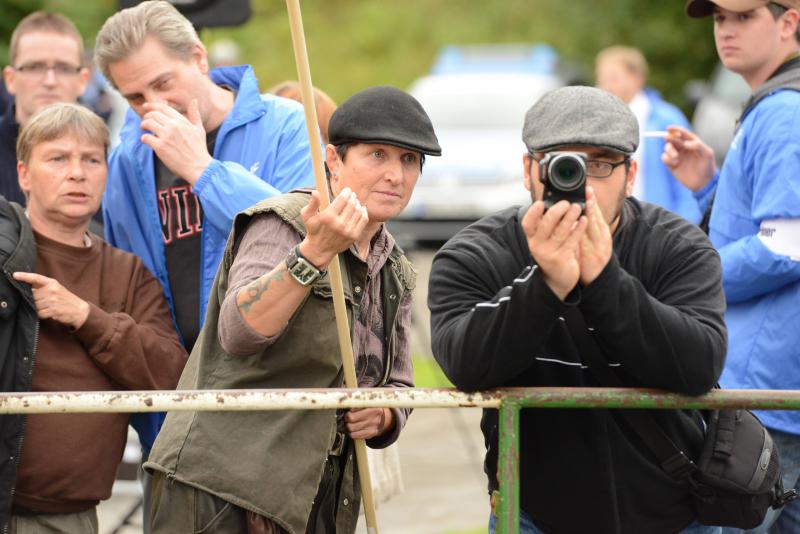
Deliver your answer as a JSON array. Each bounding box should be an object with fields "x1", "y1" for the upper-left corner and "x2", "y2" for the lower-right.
[
  {"x1": 76, "y1": 67, "x2": 91, "y2": 96},
  {"x1": 522, "y1": 153, "x2": 533, "y2": 192},
  {"x1": 625, "y1": 159, "x2": 638, "y2": 197},
  {"x1": 325, "y1": 144, "x2": 342, "y2": 187},
  {"x1": 782, "y1": 9, "x2": 800, "y2": 42},
  {"x1": 3, "y1": 66, "x2": 16, "y2": 95},
  {"x1": 193, "y1": 43, "x2": 210, "y2": 74},
  {"x1": 17, "y1": 160, "x2": 30, "y2": 195}
]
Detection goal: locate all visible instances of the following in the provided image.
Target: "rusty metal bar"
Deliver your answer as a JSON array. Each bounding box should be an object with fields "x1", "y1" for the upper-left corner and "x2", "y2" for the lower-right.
[
  {"x1": 1, "y1": 387, "x2": 800, "y2": 415},
  {"x1": 0, "y1": 388, "x2": 501, "y2": 414},
  {"x1": 3, "y1": 386, "x2": 800, "y2": 534},
  {"x1": 497, "y1": 400, "x2": 521, "y2": 534},
  {"x1": 505, "y1": 387, "x2": 800, "y2": 410}
]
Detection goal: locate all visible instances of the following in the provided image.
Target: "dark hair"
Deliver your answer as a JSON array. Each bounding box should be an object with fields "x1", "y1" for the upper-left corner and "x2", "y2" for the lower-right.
[
  {"x1": 334, "y1": 143, "x2": 426, "y2": 171},
  {"x1": 768, "y1": 2, "x2": 800, "y2": 43}
]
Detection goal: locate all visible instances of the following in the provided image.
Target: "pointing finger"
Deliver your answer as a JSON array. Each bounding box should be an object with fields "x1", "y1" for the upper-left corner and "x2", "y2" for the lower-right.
[{"x1": 12, "y1": 271, "x2": 50, "y2": 288}]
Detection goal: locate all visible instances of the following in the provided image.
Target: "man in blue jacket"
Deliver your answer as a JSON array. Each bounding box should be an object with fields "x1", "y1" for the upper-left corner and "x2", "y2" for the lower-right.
[
  {"x1": 596, "y1": 45, "x2": 701, "y2": 223},
  {"x1": 92, "y1": 0, "x2": 314, "y2": 499},
  {"x1": 665, "y1": 1, "x2": 800, "y2": 532}
]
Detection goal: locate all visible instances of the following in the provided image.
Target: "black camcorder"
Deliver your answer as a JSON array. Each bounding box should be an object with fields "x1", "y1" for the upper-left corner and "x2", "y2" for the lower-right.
[{"x1": 538, "y1": 151, "x2": 587, "y2": 211}]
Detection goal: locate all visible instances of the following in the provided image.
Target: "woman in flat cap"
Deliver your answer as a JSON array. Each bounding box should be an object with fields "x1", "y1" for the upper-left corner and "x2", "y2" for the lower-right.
[{"x1": 145, "y1": 86, "x2": 440, "y2": 534}]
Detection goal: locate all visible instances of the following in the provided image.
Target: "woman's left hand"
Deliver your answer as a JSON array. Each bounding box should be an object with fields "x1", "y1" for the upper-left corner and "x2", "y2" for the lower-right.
[{"x1": 343, "y1": 408, "x2": 395, "y2": 440}]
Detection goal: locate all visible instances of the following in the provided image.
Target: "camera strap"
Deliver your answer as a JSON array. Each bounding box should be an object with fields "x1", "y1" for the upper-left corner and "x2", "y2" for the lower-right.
[{"x1": 563, "y1": 307, "x2": 698, "y2": 481}]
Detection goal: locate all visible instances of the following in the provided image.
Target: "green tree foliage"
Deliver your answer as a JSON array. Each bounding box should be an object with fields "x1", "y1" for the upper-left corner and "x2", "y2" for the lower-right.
[
  {"x1": 0, "y1": 0, "x2": 45, "y2": 63},
  {"x1": 0, "y1": 0, "x2": 114, "y2": 66},
  {"x1": 0, "y1": 0, "x2": 720, "y2": 113},
  {"x1": 204, "y1": 0, "x2": 719, "y2": 111}
]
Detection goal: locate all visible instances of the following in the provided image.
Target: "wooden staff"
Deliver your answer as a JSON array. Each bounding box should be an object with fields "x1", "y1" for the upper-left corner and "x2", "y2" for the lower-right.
[{"x1": 284, "y1": 1, "x2": 380, "y2": 532}]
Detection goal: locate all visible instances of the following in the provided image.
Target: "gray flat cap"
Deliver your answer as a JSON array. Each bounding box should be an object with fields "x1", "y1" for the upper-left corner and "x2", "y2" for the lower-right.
[{"x1": 522, "y1": 86, "x2": 639, "y2": 155}]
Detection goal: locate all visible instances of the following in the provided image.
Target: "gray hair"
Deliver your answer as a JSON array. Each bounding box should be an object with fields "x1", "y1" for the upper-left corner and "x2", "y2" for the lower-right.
[
  {"x1": 17, "y1": 103, "x2": 109, "y2": 164},
  {"x1": 94, "y1": 0, "x2": 200, "y2": 86}
]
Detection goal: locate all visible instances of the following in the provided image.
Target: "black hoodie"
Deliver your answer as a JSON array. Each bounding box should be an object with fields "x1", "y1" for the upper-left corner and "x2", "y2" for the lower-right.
[{"x1": 429, "y1": 198, "x2": 727, "y2": 534}]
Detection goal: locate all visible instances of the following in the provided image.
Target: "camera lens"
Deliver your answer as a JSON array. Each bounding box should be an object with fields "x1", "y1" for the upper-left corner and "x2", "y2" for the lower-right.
[{"x1": 549, "y1": 154, "x2": 586, "y2": 191}]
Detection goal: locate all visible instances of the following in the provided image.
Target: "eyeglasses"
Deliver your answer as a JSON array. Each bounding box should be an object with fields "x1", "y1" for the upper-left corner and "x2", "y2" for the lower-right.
[
  {"x1": 584, "y1": 158, "x2": 630, "y2": 178},
  {"x1": 532, "y1": 153, "x2": 630, "y2": 178},
  {"x1": 13, "y1": 62, "x2": 82, "y2": 78}
]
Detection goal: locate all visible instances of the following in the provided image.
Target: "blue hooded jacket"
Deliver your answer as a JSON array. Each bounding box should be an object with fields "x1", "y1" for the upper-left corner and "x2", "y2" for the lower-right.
[
  {"x1": 710, "y1": 89, "x2": 800, "y2": 435},
  {"x1": 104, "y1": 65, "x2": 315, "y2": 451}
]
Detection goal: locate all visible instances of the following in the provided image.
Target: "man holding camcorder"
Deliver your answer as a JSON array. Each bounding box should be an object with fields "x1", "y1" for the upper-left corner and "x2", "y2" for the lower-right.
[{"x1": 428, "y1": 86, "x2": 728, "y2": 534}]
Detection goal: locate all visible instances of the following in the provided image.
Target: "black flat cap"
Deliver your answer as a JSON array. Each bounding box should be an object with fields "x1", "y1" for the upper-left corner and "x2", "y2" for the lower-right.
[
  {"x1": 523, "y1": 86, "x2": 639, "y2": 155},
  {"x1": 328, "y1": 86, "x2": 442, "y2": 156}
]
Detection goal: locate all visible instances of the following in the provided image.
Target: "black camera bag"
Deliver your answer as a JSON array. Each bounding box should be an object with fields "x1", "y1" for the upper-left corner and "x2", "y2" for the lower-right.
[
  {"x1": 565, "y1": 309, "x2": 797, "y2": 529},
  {"x1": 691, "y1": 408, "x2": 791, "y2": 528}
]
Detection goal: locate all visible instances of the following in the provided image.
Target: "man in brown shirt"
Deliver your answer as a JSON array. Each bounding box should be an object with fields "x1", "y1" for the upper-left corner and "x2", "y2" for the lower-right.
[{"x1": 1, "y1": 102, "x2": 187, "y2": 533}]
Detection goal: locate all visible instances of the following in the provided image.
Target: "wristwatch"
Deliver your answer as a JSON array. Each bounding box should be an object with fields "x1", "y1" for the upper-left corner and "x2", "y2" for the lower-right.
[{"x1": 286, "y1": 244, "x2": 325, "y2": 286}]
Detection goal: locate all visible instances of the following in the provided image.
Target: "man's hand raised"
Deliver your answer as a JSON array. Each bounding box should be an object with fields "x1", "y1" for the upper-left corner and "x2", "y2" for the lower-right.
[
  {"x1": 140, "y1": 99, "x2": 212, "y2": 185},
  {"x1": 522, "y1": 200, "x2": 587, "y2": 301},
  {"x1": 12, "y1": 272, "x2": 90, "y2": 330},
  {"x1": 662, "y1": 126, "x2": 717, "y2": 192}
]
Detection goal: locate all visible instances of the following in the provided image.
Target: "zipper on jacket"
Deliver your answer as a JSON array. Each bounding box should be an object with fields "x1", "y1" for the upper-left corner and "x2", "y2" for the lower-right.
[
  {"x1": 380, "y1": 331, "x2": 394, "y2": 388},
  {"x1": 2, "y1": 268, "x2": 39, "y2": 534},
  {"x1": 7, "y1": 320, "x2": 38, "y2": 534}
]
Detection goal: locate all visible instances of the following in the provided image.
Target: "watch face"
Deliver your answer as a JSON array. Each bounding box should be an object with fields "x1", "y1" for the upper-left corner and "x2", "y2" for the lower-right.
[{"x1": 290, "y1": 256, "x2": 321, "y2": 286}]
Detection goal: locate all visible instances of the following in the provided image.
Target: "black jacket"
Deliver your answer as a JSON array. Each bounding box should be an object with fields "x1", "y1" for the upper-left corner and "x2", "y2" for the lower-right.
[
  {"x1": 429, "y1": 198, "x2": 727, "y2": 534},
  {"x1": 0, "y1": 197, "x2": 38, "y2": 531}
]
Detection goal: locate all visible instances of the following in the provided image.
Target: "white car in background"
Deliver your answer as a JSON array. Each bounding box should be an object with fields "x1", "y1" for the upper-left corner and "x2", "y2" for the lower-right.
[{"x1": 390, "y1": 71, "x2": 564, "y2": 246}]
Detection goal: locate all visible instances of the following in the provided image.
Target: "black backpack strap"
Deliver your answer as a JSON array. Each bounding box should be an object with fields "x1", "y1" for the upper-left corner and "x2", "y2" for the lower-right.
[
  {"x1": 563, "y1": 307, "x2": 698, "y2": 481},
  {"x1": 699, "y1": 192, "x2": 714, "y2": 236}
]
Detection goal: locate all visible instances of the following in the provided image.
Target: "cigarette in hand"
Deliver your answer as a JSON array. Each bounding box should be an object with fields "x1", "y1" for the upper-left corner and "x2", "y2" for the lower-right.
[{"x1": 642, "y1": 131, "x2": 669, "y2": 138}]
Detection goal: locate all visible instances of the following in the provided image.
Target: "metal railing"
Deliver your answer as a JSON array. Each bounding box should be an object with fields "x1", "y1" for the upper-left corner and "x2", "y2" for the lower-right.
[{"x1": 3, "y1": 387, "x2": 799, "y2": 534}]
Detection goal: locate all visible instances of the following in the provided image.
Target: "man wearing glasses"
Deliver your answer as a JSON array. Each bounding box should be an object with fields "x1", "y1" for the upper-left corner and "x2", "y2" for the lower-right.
[
  {"x1": 428, "y1": 86, "x2": 727, "y2": 533},
  {"x1": 1, "y1": 12, "x2": 89, "y2": 206}
]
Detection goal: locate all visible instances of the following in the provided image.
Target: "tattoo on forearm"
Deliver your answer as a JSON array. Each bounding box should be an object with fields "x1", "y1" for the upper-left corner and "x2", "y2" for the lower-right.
[{"x1": 238, "y1": 269, "x2": 286, "y2": 314}]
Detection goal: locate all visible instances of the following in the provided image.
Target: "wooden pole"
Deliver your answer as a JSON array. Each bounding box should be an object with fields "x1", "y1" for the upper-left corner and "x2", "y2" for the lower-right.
[{"x1": 284, "y1": 1, "x2": 380, "y2": 532}]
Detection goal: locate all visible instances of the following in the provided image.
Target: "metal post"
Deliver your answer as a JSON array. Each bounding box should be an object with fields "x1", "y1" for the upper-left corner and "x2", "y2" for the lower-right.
[{"x1": 497, "y1": 399, "x2": 520, "y2": 534}]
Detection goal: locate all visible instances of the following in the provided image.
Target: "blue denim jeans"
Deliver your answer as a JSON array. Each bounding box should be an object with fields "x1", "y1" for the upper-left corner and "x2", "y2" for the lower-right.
[
  {"x1": 488, "y1": 510, "x2": 722, "y2": 533},
  {"x1": 720, "y1": 428, "x2": 800, "y2": 534}
]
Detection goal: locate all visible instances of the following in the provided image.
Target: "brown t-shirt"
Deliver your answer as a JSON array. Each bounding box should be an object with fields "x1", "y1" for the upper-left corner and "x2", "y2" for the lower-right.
[{"x1": 12, "y1": 231, "x2": 187, "y2": 514}]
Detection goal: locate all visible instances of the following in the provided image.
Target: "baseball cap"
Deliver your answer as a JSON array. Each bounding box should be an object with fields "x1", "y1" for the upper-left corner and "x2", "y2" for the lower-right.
[{"x1": 686, "y1": 0, "x2": 800, "y2": 18}]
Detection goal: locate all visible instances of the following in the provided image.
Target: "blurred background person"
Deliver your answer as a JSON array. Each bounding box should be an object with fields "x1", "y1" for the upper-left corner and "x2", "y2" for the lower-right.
[
  {"x1": 1, "y1": 11, "x2": 90, "y2": 206},
  {"x1": 270, "y1": 80, "x2": 337, "y2": 144},
  {"x1": 208, "y1": 37, "x2": 241, "y2": 68},
  {"x1": 596, "y1": 45, "x2": 702, "y2": 223}
]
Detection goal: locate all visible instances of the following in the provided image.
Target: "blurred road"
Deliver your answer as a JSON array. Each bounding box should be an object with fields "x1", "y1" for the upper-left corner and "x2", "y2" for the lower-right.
[{"x1": 97, "y1": 248, "x2": 490, "y2": 534}]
